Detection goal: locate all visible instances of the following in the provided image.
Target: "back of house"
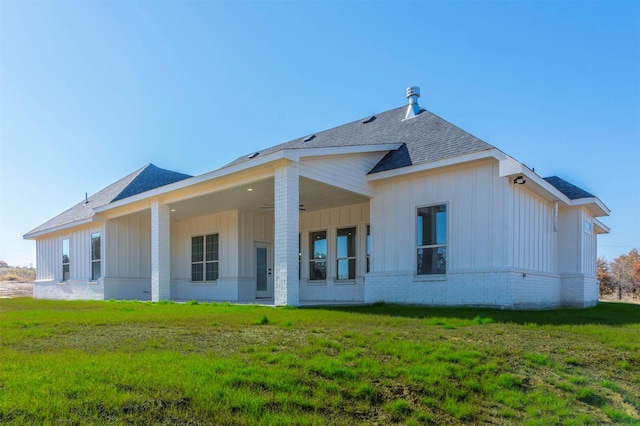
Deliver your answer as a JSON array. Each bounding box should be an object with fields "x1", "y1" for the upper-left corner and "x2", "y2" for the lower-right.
[{"x1": 24, "y1": 87, "x2": 609, "y2": 308}]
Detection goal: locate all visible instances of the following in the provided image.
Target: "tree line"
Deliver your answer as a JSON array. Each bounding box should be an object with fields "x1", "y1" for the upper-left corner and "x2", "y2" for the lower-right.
[
  {"x1": 598, "y1": 248, "x2": 640, "y2": 300},
  {"x1": 0, "y1": 260, "x2": 34, "y2": 269}
]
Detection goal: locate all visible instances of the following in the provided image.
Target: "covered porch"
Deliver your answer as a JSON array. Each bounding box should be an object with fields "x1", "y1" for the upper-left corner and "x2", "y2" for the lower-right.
[{"x1": 99, "y1": 158, "x2": 374, "y2": 306}]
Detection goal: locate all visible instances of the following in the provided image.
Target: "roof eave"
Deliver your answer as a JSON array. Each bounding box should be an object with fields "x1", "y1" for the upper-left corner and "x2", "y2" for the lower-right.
[
  {"x1": 570, "y1": 197, "x2": 610, "y2": 217},
  {"x1": 284, "y1": 144, "x2": 402, "y2": 162},
  {"x1": 23, "y1": 217, "x2": 97, "y2": 240},
  {"x1": 593, "y1": 217, "x2": 610, "y2": 234},
  {"x1": 95, "y1": 144, "x2": 401, "y2": 215},
  {"x1": 502, "y1": 164, "x2": 608, "y2": 215},
  {"x1": 498, "y1": 158, "x2": 573, "y2": 204},
  {"x1": 366, "y1": 149, "x2": 502, "y2": 182}
]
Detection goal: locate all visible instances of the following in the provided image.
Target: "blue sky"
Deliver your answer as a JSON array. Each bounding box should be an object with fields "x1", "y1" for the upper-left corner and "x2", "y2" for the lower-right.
[{"x1": 1, "y1": 1, "x2": 638, "y2": 267}]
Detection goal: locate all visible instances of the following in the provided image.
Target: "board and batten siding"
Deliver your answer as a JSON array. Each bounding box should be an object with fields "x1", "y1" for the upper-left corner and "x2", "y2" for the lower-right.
[
  {"x1": 581, "y1": 208, "x2": 597, "y2": 276},
  {"x1": 299, "y1": 153, "x2": 386, "y2": 195},
  {"x1": 105, "y1": 213, "x2": 151, "y2": 279},
  {"x1": 299, "y1": 202, "x2": 369, "y2": 301},
  {"x1": 170, "y1": 210, "x2": 239, "y2": 281},
  {"x1": 238, "y1": 210, "x2": 275, "y2": 278},
  {"x1": 371, "y1": 160, "x2": 561, "y2": 275},
  {"x1": 370, "y1": 160, "x2": 510, "y2": 274},
  {"x1": 35, "y1": 237, "x2": 57, "y2": 281},
  {"x1": 556, "y1": 207, "x2": 597, "y2": 276},
  {"x1": 34, "y1": 224, "x2": 104, "y2": 282},
  {"x1": 299, "y1": 202, "x2": 370, "y2": 279},
  {"x1": 508, "y1": 184, "x2": 557, "y2": 274}
]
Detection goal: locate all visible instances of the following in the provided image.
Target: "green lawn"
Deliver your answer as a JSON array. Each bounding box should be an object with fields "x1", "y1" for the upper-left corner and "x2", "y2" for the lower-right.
[{"x1": 0, "y1": 299, "x2": 638, "y2": 425}]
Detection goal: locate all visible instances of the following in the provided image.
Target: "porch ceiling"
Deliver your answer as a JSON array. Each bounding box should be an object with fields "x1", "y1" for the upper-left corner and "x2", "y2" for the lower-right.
[{"x1": 167, "y1": 177, "x2": 369, "y2": 221}]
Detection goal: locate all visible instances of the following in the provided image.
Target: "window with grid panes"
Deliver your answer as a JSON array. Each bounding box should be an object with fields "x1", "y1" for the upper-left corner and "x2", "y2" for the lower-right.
[{"x1": 192, "y1": 234, "x2": 219, "y2": 281}]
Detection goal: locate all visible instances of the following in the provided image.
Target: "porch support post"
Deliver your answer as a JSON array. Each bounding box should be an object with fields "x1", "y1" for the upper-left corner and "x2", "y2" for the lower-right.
[
  {"x1": 274, "y1": 161, "x2": 300, "y2": 306},
  {"x1": 151, "y1": 201, "x2": 170, "y2": 302}
]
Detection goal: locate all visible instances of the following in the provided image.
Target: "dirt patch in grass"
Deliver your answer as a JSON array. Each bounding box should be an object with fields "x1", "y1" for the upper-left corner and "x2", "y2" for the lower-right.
[
  {"x1": 0, "y1": 281, "x2": 33, "y2": 298},
  {"x1": 600, "y1": 294, "x2": 640, "y2": 305}
]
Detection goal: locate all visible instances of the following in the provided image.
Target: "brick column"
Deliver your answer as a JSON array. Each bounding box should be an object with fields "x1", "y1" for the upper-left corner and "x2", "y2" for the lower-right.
[
  {"x1": 151, "y1": 201, "x2": 170, "y2": 302},
  {"x1": 274, "y1": 161, "x2": 300, "y2": 306}
]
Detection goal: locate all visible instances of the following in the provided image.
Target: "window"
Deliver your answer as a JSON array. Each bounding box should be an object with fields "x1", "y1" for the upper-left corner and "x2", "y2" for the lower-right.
[
  {"x1": 416, "y1": 205, "x2": 447, "y2": 275},
  {"x1": 192, "y1": 234, "x2": 219, "y2": 281},
  {"x1": 336, "y1": 227, "x2": 356, "y2": 280},
  {"x1": 62, "y1": 238, "x2": 70, "y2": 282},
  {"x1": 309, "y1": 230, "x2": 327, "y2": 280},
  {"x1": 91, "y1": 232, "x2": 101, "y2": 280},
  {"x1": 366, "y1": 225, "x2": 371, "y2": 273}
]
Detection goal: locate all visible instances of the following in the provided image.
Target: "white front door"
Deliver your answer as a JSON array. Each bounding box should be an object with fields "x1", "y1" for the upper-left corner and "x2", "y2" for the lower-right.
[{"x1": 255, "y1": 242, "x2": 273, "y2": 299}]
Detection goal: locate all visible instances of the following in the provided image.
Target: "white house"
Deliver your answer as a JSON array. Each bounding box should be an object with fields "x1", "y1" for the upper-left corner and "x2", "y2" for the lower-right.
[{"x1": 24, "y1": 87, "x2": 610, "y2": 308}]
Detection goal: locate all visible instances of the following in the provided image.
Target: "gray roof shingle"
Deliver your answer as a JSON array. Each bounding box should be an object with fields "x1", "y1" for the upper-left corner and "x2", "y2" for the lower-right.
[
  {"x1": 25, "y1": 164, "x2": 191, "y2": 236},
  {"x1": 111, "y1": 164, "x2": 192, "y2": 202},
  {"x1": 223, "y1": 106, "x2": 495, "y2": 173},
  {"x1": 543, "y1": 176, "x2": 594, "y2": 200},
  {"x1": 26, "y1": 105, "x2": 496, "y2": 237}
]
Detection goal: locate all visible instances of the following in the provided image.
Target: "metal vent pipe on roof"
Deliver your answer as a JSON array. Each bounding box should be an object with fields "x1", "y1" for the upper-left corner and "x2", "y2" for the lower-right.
[{"x1": 404, "y1": 86, "x2": 422, "y2": 120}]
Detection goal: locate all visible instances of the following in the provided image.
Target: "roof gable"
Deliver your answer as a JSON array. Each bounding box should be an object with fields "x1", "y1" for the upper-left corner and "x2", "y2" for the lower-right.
[{"x1": 25, "y1": 164, "x2": 191, "y2": 237}]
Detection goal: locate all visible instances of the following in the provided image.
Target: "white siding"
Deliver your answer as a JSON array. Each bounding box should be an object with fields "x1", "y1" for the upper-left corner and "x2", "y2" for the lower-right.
[
  {"x1": 372, "y1": 160, "x2": 510, "y2": 275},
  {"x1": 171, "y1": 210, "x2": 239, "y2": 281},
  {"x1": 299, "y1": 202, "x2": 369, "y2": 301},
  {"x1": 33, "y1": 224, "x2": 104, "y2": 300},
  {"x1": 35, "y1": 237, "x2": 56, "y2": 281},
  {"x1": 557, "y1": 208, "x2": 580, "y2": 274},
  {"x1": 238, "y1": 210, "x2": 274, "y2": 278},
  {"x1": 105, "y1": 213, "x2": 151, "y2": 279},
  {"x1": 299, "y1": 153, "x2": 385, "y2": 196},
  {"x1": 509, "y1": 185, "x2": 557, "y2": 273},
  {"x1": 559, "y1": 206, "x2": 599, "y2": 308},
  {"x1": 580, "y1": 208, "x2": 597, "y2": 276},
  {"x1": 34, "y1": 225, "x2": 103, "y2": 283}
]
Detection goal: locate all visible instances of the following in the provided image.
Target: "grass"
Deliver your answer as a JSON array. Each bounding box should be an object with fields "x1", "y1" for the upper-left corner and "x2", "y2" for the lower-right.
[{"x1": 0, "y1": 299, "x2": 638, "y2": 425}]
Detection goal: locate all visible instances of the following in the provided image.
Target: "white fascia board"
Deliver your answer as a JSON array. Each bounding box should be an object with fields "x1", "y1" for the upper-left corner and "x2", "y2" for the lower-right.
[
  {"x1": 498, "y1": 155, "x2": 524, "y2": 177},
  {"x1": 94, "y1": 150, "x2": 289, "y2": 214},
  {"x1": 95, "y1": 144, "x2": 401, "y2": 215},
  {"x1": 570, "y1": 197, "x2": 611, "y2": 217},
  {"x1": 23, "y1": 217, "x2": 97, "y2": 240},
  {"x1": 593, "y1": 217, "x2": 610, "y2": 234},
  {"x1": 519, "y1": 169, "x2": 572, "y2": 204},
  {"x1": 284, "y1": 144, "x2": 402, "y2": 162},
  {"x1": 366, "y1": 149, "x2": 502, "y2": 182},
  {"x1": 497, "y1": 156, "x2": 572, "y2": 205}
]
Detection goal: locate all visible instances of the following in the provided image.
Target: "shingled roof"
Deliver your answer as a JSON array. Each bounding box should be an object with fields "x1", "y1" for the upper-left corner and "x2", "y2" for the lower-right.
[
  {"x1": 224, "y1": 106, "x2": 495, "y2": 173},
  {"x1": 543, "y1": 176, "x2": 595, "y2": 200},
  {"x1": 25, "y1": 164, "x2": 191, "y2": 237}
]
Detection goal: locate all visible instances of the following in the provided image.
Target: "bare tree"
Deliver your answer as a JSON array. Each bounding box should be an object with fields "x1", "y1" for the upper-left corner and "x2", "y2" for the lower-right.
[
  {"x1": 610, "y1": 249, "x2": 640, "y2": 299},
  {"x1": 597, "y1": 258, "x2": 615, "y2": 297}
]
